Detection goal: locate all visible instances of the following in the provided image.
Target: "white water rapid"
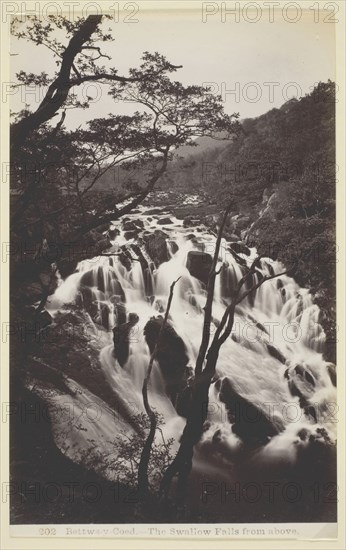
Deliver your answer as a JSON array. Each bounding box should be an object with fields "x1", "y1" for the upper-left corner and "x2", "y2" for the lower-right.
[{"x1": 46, "y1": 200, "x2": 336, "y2": 483}]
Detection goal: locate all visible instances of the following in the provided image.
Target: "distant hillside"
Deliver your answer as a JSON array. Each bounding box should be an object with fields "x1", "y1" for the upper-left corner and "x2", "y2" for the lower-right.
[
  {"x1": 93, "y1": 135, "x2": 232, "y2": 192},
  {"x1": 173, "y1": 135, "x2": 232, "y2": 159},
  {"x1": 163, "y1": 81, "x2": 336, "y2": 359}
]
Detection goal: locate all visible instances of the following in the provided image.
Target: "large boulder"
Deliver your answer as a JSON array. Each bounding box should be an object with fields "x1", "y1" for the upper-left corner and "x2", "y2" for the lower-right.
[
  {"x1": 131, "y1": 243, "x2": 148, "y2": 270},
  {"x1": 183, "y1": 215, "x2": 201, "y2": 228},
  {"x1": 216, "y1": 377, "x2": 284, "y2": 445},
  {"x1": 124, "y1": 230, "x2": 137, "y2": 241},
  {"x1": 112, "y1": 313, "x2": 139, "y2": 367},
  {"x1": 143, "y1": 230, "x2": 169, "y2": 267},
  {"x1": 186, "y1": 250, "x2": 213, "y2": 285},
  {"x1": 284, "y1": 363, "x2": 318, "y2": 421},
  {"x1": 122, "y1": 220, "x2": 141, "y2": 232},
  {"x1": 95, "y1": 302, "x2": 111, "y2": 330},
  {"x1": 168, "y1": 240, "x2": 179, "y2": 255},
  {"x1": 144, "y1": 316, "x2": 189, "y2": 403},
  {"x1": 229, "y1": 242, "x2": 251, "y2": 256},
  {"x1": 107, "y1": 226, "x2": 120, "y2": 239},
  {"x1": 118, "y1": 246, "x2": 132, "y2": 271},
  {"x1": 285, "y1": 364, "x2": 316, "y2": 403},
  {"x1": 157, "y1": 217, "x2": 174, "y2": 225},
  {"x1": 80, "y1": 266, "x2": 124, "y2": 299}
]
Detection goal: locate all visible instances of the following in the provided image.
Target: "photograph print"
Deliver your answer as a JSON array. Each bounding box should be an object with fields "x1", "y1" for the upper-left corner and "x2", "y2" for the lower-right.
[{"x1": 6, "y1": 0, "x2": 341, "y2": 536}]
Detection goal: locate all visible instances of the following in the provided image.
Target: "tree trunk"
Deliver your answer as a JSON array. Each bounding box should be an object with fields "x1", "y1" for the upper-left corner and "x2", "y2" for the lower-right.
[{"x1": 10, "y1": 16, "x2": 102, "y2": 153}]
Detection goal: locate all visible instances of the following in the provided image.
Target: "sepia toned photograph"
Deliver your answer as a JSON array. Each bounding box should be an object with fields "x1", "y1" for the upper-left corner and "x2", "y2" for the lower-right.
[{"x1": 2, "y1": 0, "x2": 343, "y2": 543}]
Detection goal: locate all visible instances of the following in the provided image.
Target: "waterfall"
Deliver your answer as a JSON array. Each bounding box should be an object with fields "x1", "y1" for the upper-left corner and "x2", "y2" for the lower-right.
[{"x1": 45, "y1": 201, "x2": 336, "y2": 481}]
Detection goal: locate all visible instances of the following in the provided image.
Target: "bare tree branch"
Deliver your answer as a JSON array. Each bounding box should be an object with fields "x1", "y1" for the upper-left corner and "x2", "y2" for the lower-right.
[
  {"x1": 195, "y1": 202, "x2": 232, "y2": 376},
  {"x1": 138, "y1": 276, "x2": 181, "y2": 499},
  {"x1": 159, "y1": 217, "x2": 295, "y2": 505}
]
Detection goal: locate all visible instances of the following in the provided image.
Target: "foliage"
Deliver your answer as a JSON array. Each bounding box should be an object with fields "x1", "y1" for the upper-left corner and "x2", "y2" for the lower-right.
[
  {"x1": 83, "y1": 412, "x2": 174, "y2": 491},
  {"x1": 161, "y1": 82, "x2": 336, "y2": 339},
  {"x1": 10, "y1": 15, "x2": 238, "y2": 298}
]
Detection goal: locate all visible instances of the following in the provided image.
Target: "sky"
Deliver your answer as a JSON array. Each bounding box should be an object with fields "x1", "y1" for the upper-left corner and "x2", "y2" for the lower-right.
[{"x1": 9, "y1": 7, "x2": 336, "y2": 128}]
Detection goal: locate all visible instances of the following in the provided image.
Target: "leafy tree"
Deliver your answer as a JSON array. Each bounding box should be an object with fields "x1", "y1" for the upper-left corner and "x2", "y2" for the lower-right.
[
  {"x1": 10, "y1": 15, "x2": 180, "y2": 151},
  {"x1": 10, "y1": 14, "x2": 239, "y2": 313}
]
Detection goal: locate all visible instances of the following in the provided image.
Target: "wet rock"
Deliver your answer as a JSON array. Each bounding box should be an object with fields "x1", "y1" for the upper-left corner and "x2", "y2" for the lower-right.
[
  {"x1": 183, "y1": 215, "x2": 201, "y2": 228},
  {"x1": 107, "y1": 226, "x2": 120, "y2": 239},
  {"x1": 305, "y1": 405, "x2": 317, "y2": 423},
  {"x1": 80, "y1": 267, "x2": 125, "y2": 303},
  {"x1": 96, "y1": 266, "x2": 107, "y2": 293},
  {"x1": 266, "y1": 343, "x2": 287, "y2": 364},
  {"x1": 297, "y1": 428, "x2": 309, "y2": 441},
  {"x1": 118, "y1": 246, "x2": 132, "y2": 271},
  {"x1": 326, "y1": 363, "x2": 336, "y2": 387},
  {"x1": 216, "y1": 377, "x2": 284, "y2": 445},
  {"x1": 124, "y1": 230, "x2": 137, "y2": 240},
  {"x1": 227, "y1": 247, "x2": 247, "y2": 267},
  {"x1": 80, "y1": 270, "x2": 95, "y2": 288},
  {"x1": 229, "y1": 242, "x2": 251, "y2": 256},
  {"x1": 76, "y1": 286, "x2": 97, "y2": 317},
  {"x1": 295, "y1": 294, "x2": 304, "y2": 317},
  {"x1": 244, "y1": 269, "x2": 260, "y2": 307},
  {"x1": 144, "y1": 316, "x2": 189, "y2": 403},
  {"x1": 94, "y1": 237, "x2": 112, "y2": 255},
  {"x1": 277, "y1": 278, "x2": 283, "y2": 290},
  {"x1": 122, "y1": 220, "x2": 137, "y2": 231},
  {"x1": 145, "y1": 208, "x2": 166, "y2": 215},
  {"x1": 95, "y1": 303, "x2": 111, "y2": 330},
  {"x1": 131, "y1": 244, "x2": 148, "y2": 269},
  {"x1": 157, "y1": 217, "x2": 174, "y2": 225},
  {"x1": 168, "y1": 241, "x2": 179, "y2": 255},
  {"x1": 143, "y1": 230, "x2": 169, "y2": 267},
  {"x1": 131, "y1": 242, "x2": 152, "y2": 295},
  {"x1": 267, "y1": 263, "x2": 275, "y2": 276},
  {"x1": 27, "y1": 309, "x2": 118, "y2": 417},
  {"x1": 186, "y1": 250, "x2": 213, "y2": 285},
  {"x1": 113, "y1": 302, "x2": 127, "y2": 324},
  {"x1": 294, "y1": 364, "x2": 315, "y2": 386},
  {"x1": 285, "y1": 363, "x2": 316, "y2": 410},
  {"x1": 123, "y1": 219, "x2": 144, "y2": 232},
  {"x1": 134, "y1": 219, "x2": 144, "y2": 229},
  {"x1": 113, "y1": 313, "x2": 139, "y2": 367}
]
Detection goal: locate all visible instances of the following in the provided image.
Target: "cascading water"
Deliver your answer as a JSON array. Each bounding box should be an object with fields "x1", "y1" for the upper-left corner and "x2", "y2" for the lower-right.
[{"x1": 46, "y1": 201, "x2": 336, "y2": 482}]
